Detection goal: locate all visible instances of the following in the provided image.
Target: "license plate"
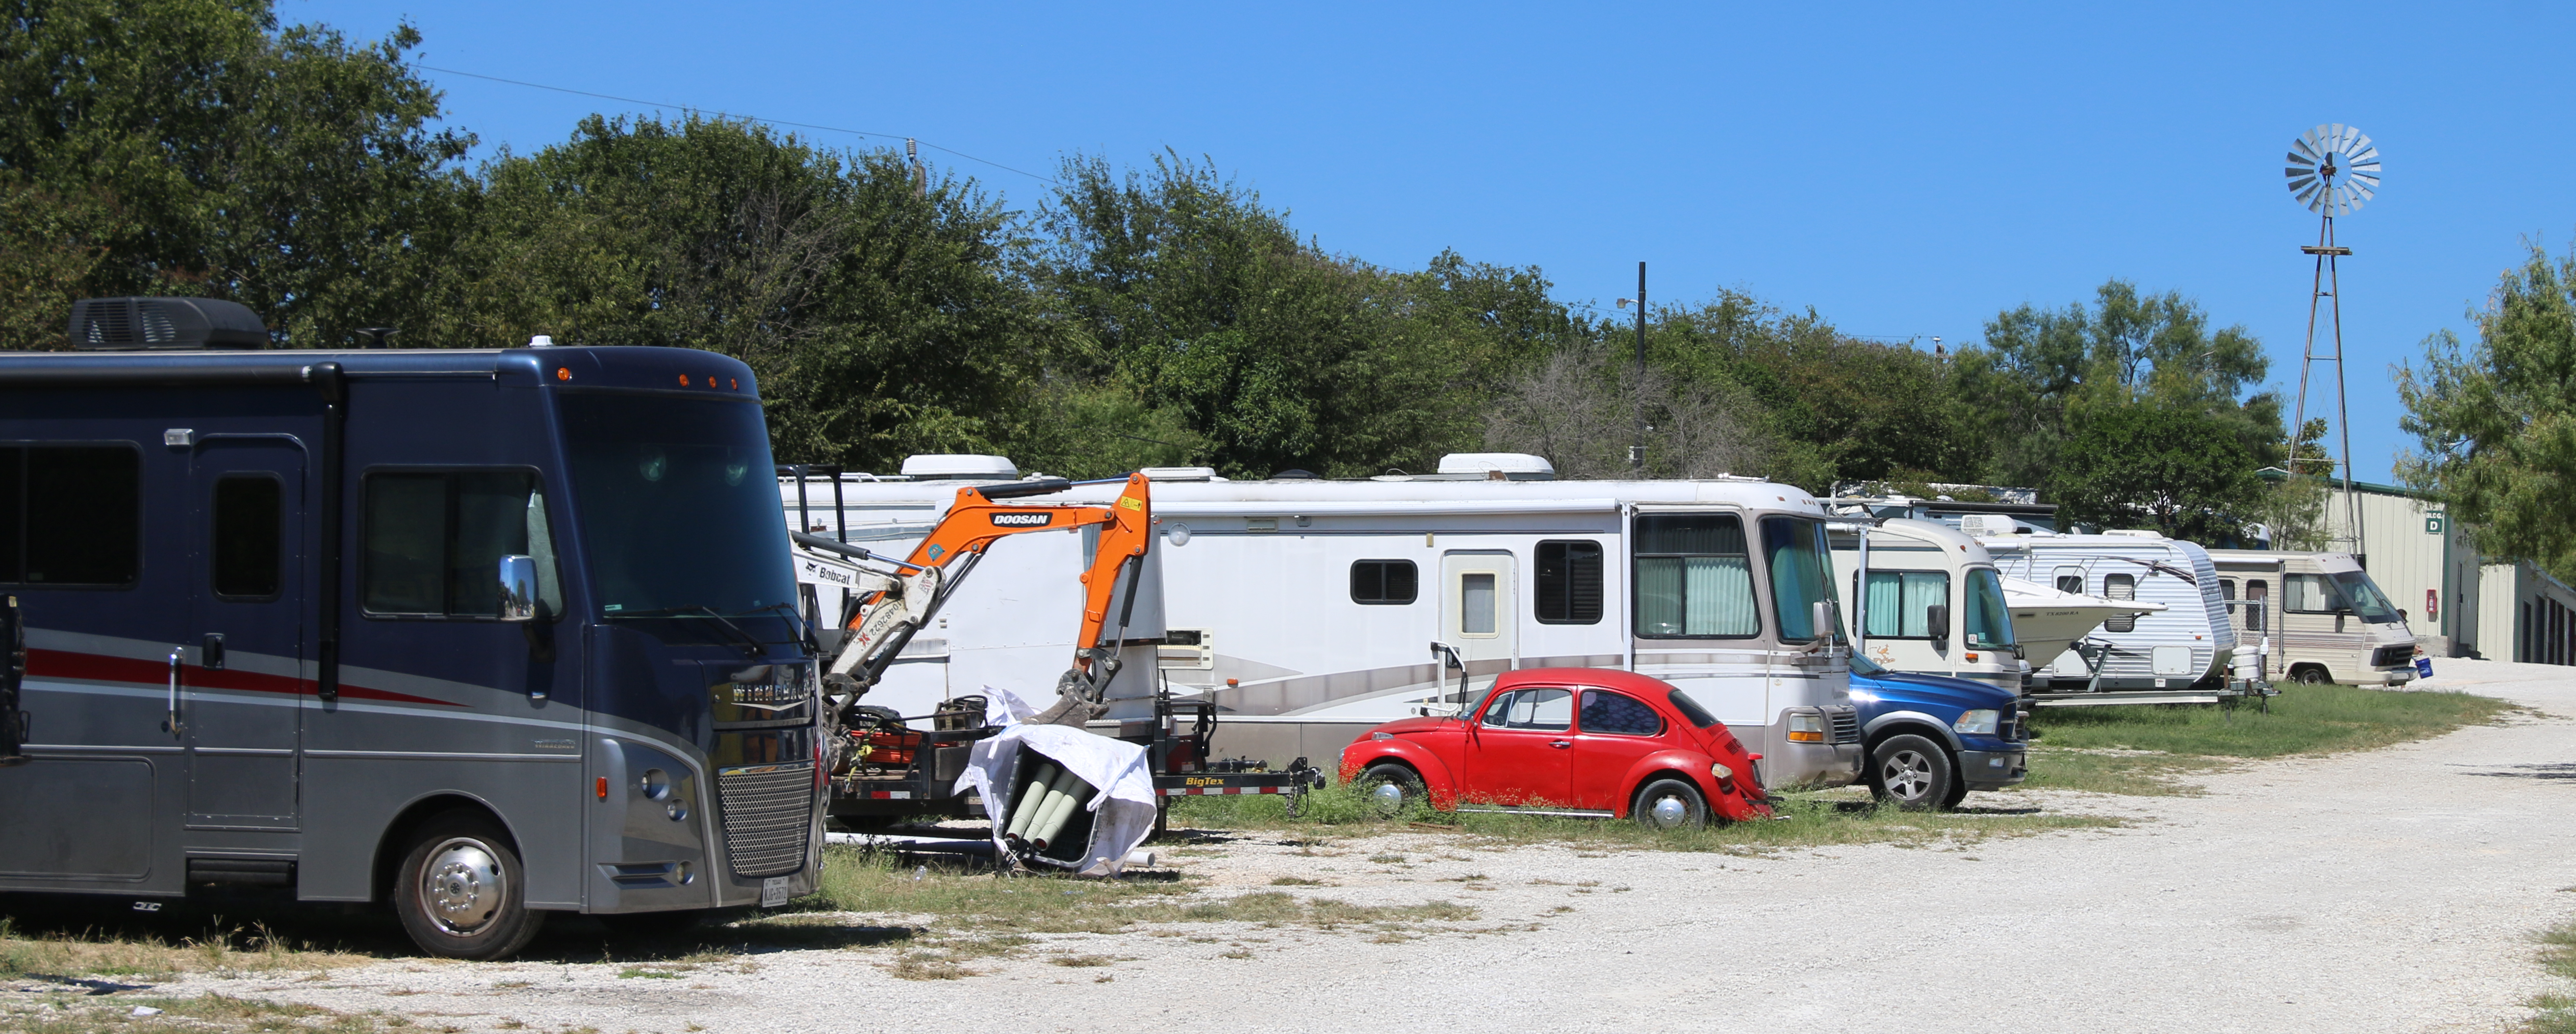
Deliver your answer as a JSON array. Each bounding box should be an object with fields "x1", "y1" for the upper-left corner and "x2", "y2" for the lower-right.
[{"x1": 760, "y1": 876, "x2": 791, "y2": 908}]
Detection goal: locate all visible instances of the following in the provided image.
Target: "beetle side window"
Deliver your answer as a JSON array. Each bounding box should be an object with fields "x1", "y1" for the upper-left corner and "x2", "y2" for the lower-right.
[
  {"x1": 1480, "y1": 689, "x2": 1517, "y2": 727},
  {"x1": 1349, "y1": 559, "x2": 1418, "y2": 605},
  {"x1": 0, "y1": 444, "x2": 142, "y2": 588},
  {"x1": 1503, "y1": 688, "x2": 1572, "y2": 730},
  {"x1": 1579, "y1": 690, "x2": 1662, "y2": 736}
]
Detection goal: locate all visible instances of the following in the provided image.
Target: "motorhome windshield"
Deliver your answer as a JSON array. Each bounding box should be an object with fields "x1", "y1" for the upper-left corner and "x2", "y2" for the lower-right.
[
  {"x1": 1762, "y1": 516, "x2": 1842, "y2": 643},
  {"x1": 560, "y1": 393, "x2": 799, "y2": 643},
  {"x1": 1963, "y1": 568, "x2": 2014, "y2": 648},
  {"x1": 2331, "y1": 570, "x2": 2402, "y2": 623}
]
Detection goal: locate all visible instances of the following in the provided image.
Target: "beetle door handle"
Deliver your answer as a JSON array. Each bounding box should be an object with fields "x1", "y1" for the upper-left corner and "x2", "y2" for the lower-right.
[{"x1": 1549, "y1": 740, "x2": 1570, "y2": 749}]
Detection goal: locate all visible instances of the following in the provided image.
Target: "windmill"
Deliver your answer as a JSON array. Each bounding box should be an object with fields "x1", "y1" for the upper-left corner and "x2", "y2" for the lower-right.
[{"x1": 2284, "y1": 124, "x2": 2380, "y2": 553}]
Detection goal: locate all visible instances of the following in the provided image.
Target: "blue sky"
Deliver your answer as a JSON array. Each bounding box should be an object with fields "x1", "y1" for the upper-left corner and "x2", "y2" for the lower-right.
[{"x1": 294, "y1": 0, "x2": 2576, "y2": 482}]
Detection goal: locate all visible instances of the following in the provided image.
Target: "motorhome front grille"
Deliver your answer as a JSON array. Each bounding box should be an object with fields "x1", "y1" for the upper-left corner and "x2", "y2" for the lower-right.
[
  {"x1": 1829, "y1": 710, "x2": 1861, "y2": 744},
  {"x1": 716, "y1": 763, "x2": 814, "y2": 878},
  {"x1": 2373, "y1": 645, "x2": 2414, "y2": 669}
]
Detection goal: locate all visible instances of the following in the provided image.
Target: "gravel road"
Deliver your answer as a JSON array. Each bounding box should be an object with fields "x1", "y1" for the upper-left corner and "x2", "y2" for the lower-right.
[{"x1": 153, "y1": 659, "x2": 2576, "y2": 1034}]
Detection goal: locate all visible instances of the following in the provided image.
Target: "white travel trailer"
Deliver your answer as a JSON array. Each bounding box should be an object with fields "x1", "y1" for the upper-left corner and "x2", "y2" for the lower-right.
[
  {"x1": 1827, "y1": 519, "x2": 2028, "y2": 693},
  {"x1": 1978, "y1": 531, "x2": 2243, "y2": 695},
  {"x1": 2205, "y1": 549, "x2": 2417, "y2": 686},
  {"x1": 780, "y1": 455, "x2": 1868, "y2": 790}
]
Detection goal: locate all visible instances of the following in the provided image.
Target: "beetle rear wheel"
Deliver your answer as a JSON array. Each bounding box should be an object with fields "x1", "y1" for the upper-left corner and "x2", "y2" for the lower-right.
[{"x1": 1631, "y1": 778, "x2": 1707, "y2": 830}]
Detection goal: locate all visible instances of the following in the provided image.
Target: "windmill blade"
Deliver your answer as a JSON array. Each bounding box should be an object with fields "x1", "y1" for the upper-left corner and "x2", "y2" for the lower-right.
[
  {"x1": 2286, "y1": 150, "x2": 2317, "y2": 167},
  {"x1": 2293, "y1": 134, "x2": 2323, "y2": 161},
  {"x1": 2350, "y1": 138, "x2": 2375, "y2": 160},
  {"x1": 2288, "y1": 176, "x2": 2318, "y2": 194}
]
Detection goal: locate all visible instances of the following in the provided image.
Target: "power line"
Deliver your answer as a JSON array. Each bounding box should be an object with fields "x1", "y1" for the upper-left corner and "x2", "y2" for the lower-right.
[{"x1": 411, "y1": 64, "x2": 1061, "y2": 187}]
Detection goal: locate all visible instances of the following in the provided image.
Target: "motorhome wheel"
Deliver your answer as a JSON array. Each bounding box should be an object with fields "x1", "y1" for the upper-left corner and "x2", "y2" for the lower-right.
[
  {"x1": 2291, "y1": 666, "x2": 2331, "y2": 686},
  {"x1": 394, "y1": 813, "x2": 545, "y2": 961}
]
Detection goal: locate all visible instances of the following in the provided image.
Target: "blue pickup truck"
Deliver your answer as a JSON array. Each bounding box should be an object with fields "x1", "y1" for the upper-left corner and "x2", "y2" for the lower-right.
[{"x1": 1848, "y1": 656, "x2": 2030, "y2": 810}]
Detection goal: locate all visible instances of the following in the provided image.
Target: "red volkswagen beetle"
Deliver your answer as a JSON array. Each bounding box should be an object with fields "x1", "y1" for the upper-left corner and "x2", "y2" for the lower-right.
[{"x1": 1337, "y1": 668, "x2": 1772, "y2": 828}]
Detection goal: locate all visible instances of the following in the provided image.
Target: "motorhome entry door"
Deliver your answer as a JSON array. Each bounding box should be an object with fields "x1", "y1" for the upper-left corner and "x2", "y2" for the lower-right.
[
  {"x1": 1441, "y1": 552, "x2": 1517, "y2": 706},
  {"x1": 184, "y1": 435, "x2": 306, "y2": 830}
]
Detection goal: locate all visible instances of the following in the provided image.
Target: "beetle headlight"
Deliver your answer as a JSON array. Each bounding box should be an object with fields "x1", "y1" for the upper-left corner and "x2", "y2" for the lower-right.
[{"x1": 1952, "y1": 709, "x2": 2000, "y2": 735}]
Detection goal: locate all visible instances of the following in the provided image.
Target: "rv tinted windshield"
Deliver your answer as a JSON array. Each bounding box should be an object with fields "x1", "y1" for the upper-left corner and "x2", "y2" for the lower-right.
[
  {"x1": 559, "y1": 394, "x2": 798, "y2": 639},
  {"x1": 1762, "y1": 517, "x2": 1842, "y2": 643},
  {"x1": 1963, "y1": 568, "x2": 2014, "y2": 648},
  {"x1": 2331, "y1": 571, "x2": 2402, "y2": 623}
]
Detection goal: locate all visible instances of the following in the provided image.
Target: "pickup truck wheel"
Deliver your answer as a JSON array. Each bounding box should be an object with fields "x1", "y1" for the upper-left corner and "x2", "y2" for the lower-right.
[
  {"x1": 1868, "y1": 735, "x2": 1956, "y2": 812},
  {"x1": 1631, "y1": 778, "x2": 1707, "y2": 830},
  {"x1": 1360, "y1": 763, "x2": 1424, "y2": 815},
  {"x1": 393, "y1": 812, "x2": 545, "y2": 960}
]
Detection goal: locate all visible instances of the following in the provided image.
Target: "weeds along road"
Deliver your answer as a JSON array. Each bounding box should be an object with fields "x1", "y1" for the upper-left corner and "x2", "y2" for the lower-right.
[{"x1": 121, "y1": 661, "x2": 2576, "y2": 1034}]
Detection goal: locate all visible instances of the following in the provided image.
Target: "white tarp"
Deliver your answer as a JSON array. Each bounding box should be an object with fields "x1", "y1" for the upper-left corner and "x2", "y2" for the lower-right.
[{"x1": 953, "y1": 687, "x2": 1157, "y2": 877}]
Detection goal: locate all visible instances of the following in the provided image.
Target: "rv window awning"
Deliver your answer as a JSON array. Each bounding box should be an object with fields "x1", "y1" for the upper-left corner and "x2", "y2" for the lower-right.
[{"x1": 1154, "y1": 499, "x2": 1621, "y2": 517}]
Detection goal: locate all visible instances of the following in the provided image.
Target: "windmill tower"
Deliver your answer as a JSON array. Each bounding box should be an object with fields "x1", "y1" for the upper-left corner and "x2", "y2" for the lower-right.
[{"x1": 2283, "y1": 124, "x2": 2381, "y2": 553}]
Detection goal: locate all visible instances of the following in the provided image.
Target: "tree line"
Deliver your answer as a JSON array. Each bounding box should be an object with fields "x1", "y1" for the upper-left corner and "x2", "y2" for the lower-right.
[{"x1": 23, "y1": 0, "x2": 2550, "y2": 565}]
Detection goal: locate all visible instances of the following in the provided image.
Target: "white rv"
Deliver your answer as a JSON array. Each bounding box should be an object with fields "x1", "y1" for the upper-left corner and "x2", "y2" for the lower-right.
[
  {"x1": 1827, "y1": 519, "x2": 2028, "y2": 693},
  {"x1": 1978, "y1": 531, "x2": 2242, "y2": 694},
  {"x1": 2205, "y1": 549, "x2": 2417, "y2": 686},
  {"x1": 781, "y1": 454, "x2": 1867, "y2": 790}
]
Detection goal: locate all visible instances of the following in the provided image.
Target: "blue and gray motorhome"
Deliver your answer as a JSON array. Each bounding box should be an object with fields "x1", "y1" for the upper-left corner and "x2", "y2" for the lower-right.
[{"x1": 0, "y1": 298, "x2": 823, "y2": 959}]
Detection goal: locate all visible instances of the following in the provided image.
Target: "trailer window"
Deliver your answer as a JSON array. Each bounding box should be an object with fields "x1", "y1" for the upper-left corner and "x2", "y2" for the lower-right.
[
  {"x1": 361, "y1": 470, "x2": 561, "y2": 619},
  {"x1": 1634, "y1": 514, "x2": 1757, "y2": 638},
  {"x1": 1863, "y1": 571, "x2": 1946, "y2": 638},
  {"x1": 2054, "y1": 567, "x2": 2083, "y2": 595},
  {"x1": 1349, "y1": 559, "x2": 1417, "y2": 605},
  {"x1": 2103, "y1": 573, "x2": 2137, "y2": 632},
  {"x1": 211, "y1": 475, "x2": 282, "y2": 599},
  {"x1": 1534, "y1": 541, "x2": 1602, "y2": 624},
  {"x1": 0, "y1": 444, "x2": 141, "y2": 587}
]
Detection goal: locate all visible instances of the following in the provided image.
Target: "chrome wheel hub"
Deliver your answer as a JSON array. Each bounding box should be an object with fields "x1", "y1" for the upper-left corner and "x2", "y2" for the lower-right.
[
  {"x1": 422, "y1": 838, "x2": 504, "y2": 935},
  {"x1": 1371, "y1": 782, "x2": 1407, "y2": 810},
  {"x1": 1647, "y1": 794, "x2": 1689, "y2": 828},
  {"x1": 1883, "y1": 751, "x2": 1933, "y2": 800}
]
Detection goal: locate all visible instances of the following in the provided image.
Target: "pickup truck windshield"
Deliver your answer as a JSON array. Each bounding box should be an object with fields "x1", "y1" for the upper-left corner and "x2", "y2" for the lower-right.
[
  {"x1": 1963, "y1": 568, "x2": 2015, "y2": 648},
  {"x1": 559, "y1": 393, "x2": 799, "y2": 645}
]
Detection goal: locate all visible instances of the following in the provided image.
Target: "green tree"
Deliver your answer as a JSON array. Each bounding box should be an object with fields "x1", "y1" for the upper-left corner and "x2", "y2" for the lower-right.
[
  {"x1": 0, "y1": 0, "x2": 474, "y2": 347},
  {"x1": 447, "y1": 114, "x2": 1060, "y2": 469},
  {"x1": 2051, "y1": 403, "x2": 2263, "y2": 540},
  {"x1": 2397, "y1": 240, "x2": 2576, "y2": 580}
]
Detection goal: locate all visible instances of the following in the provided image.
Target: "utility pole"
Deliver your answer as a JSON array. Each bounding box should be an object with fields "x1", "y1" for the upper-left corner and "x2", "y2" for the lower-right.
[{"x1": 1630, "y1": 261, "x2": 1646, "y2": 474}]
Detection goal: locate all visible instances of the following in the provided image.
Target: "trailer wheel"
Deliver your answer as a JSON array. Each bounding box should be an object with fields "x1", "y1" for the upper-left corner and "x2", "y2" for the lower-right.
[
  {"x1": 393, "y1": 812, "x2": 545, "y2": 961},
  {"x1": 1631, "y1": 778, "x2": 1707, "y2": 830},
  {"x1": 1868, "y1": 735, "x2": 1956, "y2": 812},
  {"x1": 1360, "y1": 763, "x2": 1424, "y2": 815}
]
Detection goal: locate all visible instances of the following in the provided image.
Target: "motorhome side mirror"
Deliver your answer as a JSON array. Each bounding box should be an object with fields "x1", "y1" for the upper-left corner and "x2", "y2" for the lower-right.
[
  {"x1": 498, "y1": 555, "x2": 539, "y2": 622},
  {"x1": 1926, "y1": 603, "x2": 1950, "y2": 645},
  {"x1": 1812, "y1": 600, "x2": 1838, "y2": 643}
]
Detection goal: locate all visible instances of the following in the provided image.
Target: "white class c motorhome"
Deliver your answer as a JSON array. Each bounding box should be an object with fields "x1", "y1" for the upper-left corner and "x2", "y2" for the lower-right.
[
  {"x1": 781, "y1": 454, "x2": 1868, "y2": 790},
  {"x1": 1827, "y1": 519, "x2": 2027, "y2": 693},
  {"x1": 1978, "y1": 531, "x2": 2243, "y2": 695},
  {"x1": 2205, "y1": 549, "x2": 2417, "y2": 686}
]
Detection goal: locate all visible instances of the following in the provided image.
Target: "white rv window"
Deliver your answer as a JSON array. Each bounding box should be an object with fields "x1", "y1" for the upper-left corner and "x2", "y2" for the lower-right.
[
  {"x1": 0, "y1": 444, "x2": 142, "y2": 588},
  {"x1": 2054, "y1": 567, "x2": 2083, "y2": 595},
  {"x1": 2103, "y1": 573, "x2": 2137, "y2": 633},
  {"x1": 1350, "y1": 560, "x2": 1417, "y2": 605},
  {"x1": 1534, "y1": 540, "x2": 1602, "y2": 624},
  {"x1": 1461, "y1": 573, "x2": 1497, "y2": 634},
  {"x1": 1633, "y1": 513, "x2": 1758, "y2": 638},
  {"x1": 1863, "y1": 571, "x2": 1947, "y2": 638},
  {"x1": 2285, "y1": 574, "x2": 2338, "y2": 614}
]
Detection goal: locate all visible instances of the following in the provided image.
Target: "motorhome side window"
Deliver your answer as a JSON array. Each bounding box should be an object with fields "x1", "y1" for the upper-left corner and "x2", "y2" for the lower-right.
[
  {"x1": 1348, "y1": 560, "x2": 1417, "y2": 605},
  {"x1": 1863, "y1": 571, "x2": 1946, "y2": 638},
  {"x1": 211, "y1": 475, "x2": 282, "y2": 599},
  {"x1": 1633, "y1": 513, "x2": 1759, "y2": 638},
  {"x1": 2244, "y1": 580, "x2": 2269, "y2": 630},
  {"x1": 2285, "y1": 574, "x2": 2337, "y2": 614},
  {"x1": 1534, "y1": 540, "x2": 1602, "y2": 624},
  {"x1": 361, "y1": 470, "x2": 563, "y2": 618},
  {"x1": 2102, "y1": 573, "x2": 2137, "y2": 632},
  {"x1": 0, "y1": 444, "x2": 141, "y2": 587}
]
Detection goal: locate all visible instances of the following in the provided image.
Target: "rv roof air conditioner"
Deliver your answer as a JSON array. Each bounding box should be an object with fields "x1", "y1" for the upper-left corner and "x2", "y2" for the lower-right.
[
  {"x1": 67, "y1": 297, "x2": 267, "y2": 351},
  {"x1": 898, "y1": 454, "x2": 1019, "y2": 480},
  {"x1": 1435, "y1": 452, "x2": 1556, "y2": 481}
]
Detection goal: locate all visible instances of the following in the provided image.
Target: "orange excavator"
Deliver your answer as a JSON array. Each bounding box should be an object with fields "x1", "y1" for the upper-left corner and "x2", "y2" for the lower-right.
[{"x1": 793, "y1": 473, "x2": 1154, "y2": 729}]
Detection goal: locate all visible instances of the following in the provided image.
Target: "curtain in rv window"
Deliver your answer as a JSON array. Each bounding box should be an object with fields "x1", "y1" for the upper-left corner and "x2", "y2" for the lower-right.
[
  {"x1": 1634, "y1": 514, "x2": 1757, "y2": 638},
  {"x1": 2285, "y1": 574, "x2": 2339, "y2": 614},
  {"x1": 1864, "y1": 571, "x2": 1946, "y2": 638}
]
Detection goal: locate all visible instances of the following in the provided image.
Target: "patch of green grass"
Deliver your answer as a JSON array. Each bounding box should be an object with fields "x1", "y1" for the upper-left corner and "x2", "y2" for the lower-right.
[
  {"x1": 0, "y1": 917, "x2": 365, "y2": 982},
  {"x1": 2030, "y1": 684, "x2": 2515, "y2": 759},
  {"x1": 2526, "y1": 920, "x2": 2576, "y2": 1033},
  {"x1": 789, "y1": 845, "x2": 1198, "y2": 935},
  {"x1": 0, "y1": 992, "x2": 370, "y2": 1034},
  {"x1": 2014, "y1": 748, "x2": 2235, "y2": 796}
]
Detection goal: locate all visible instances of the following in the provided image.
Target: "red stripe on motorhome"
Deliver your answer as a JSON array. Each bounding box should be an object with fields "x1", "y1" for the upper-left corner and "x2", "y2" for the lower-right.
[{"x1": 26, "y1": 648, "x2": 463, "y2": 707}]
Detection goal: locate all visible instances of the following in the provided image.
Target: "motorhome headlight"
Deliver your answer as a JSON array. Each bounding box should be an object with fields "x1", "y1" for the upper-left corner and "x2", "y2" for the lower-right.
[
  {"x1": 1952, "y1": 709, "x2": 2001, "y2": 735},
  {"x1": 1787, "y1": 711, "x2": 1826, "y2": 743},
  {"x1": 639, "y1": 768, "x2": 673, "y2": 800}
]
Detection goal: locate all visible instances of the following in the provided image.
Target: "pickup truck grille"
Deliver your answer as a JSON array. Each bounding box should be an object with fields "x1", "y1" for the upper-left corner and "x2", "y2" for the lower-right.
[
  {"x1": 1829, "y1": 709, "x2": 1861, "y2": 744},
  {"x1": 716, "y1": 762, "x2": 815, "y2": 878}
]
